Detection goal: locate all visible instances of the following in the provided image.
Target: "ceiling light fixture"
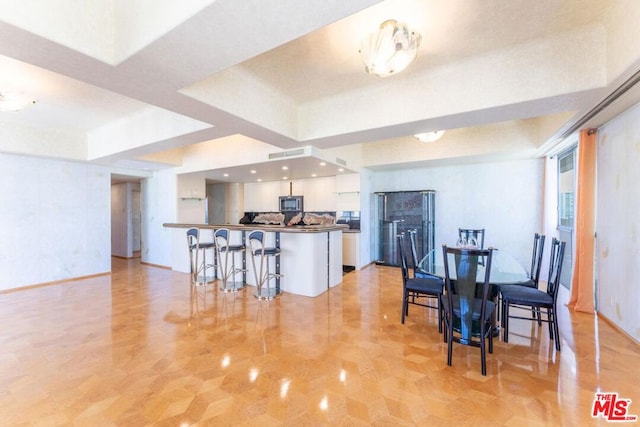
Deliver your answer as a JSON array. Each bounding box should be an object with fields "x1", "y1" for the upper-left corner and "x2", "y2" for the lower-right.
[
  {"x1": 360, "y1": 19, "x2": 421, "y2": 77},
  {"x1": 414, "y1": 130, "x2": 445, "y2": 143},
  {"x1": 0, "y1": 89, "x2": 36, "y2": 112}
]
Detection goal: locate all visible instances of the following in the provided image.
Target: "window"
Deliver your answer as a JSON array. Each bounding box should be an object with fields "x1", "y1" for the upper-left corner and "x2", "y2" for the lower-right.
[
  {"x1": 558, "y1": 152, "x2": 575, "y2": 228},
  {"x1": 557, "y1": 148, "x2": 576, "y2": 289}
]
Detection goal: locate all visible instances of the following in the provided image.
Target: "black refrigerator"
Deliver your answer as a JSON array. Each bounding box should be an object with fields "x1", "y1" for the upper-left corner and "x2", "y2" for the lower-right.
[{"x1": 374, "y1": 190, "x2": 435, "y2": 267}]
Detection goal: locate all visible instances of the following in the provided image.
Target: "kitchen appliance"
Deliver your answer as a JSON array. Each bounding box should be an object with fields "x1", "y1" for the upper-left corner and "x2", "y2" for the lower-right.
[{"x1": 279, "y1": 195, "x2": 303, "y2": 212}]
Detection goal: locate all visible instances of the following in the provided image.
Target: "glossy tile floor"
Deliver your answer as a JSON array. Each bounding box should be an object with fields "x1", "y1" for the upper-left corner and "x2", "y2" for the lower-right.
[{"x1": 0, "y1": 258, "x2": 638, "y2": 426}]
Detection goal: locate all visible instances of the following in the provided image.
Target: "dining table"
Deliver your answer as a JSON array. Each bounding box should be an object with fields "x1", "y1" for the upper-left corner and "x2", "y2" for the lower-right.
[
  {"x1": 417, "y1": 247, "x2": 530, "y2": 285},
  {"x1": 417, "y1": 246, "x2": 530, "y2": 334}
]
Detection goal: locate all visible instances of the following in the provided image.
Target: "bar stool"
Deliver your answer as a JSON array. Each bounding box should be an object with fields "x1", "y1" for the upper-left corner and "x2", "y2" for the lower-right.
[
  {"x1": 214, "y1": 228, "x2": 246, "y2": 292},
  {"x1": 247, "y1": 230, "x2": 282, "y2": 300},
  {"x1": 186, "y1": 228, "x2": 216, "y2": 286}
]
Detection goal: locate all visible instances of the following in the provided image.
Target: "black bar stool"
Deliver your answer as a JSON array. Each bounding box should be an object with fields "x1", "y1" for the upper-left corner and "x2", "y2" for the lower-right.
[
  {"x1": 247, "y1": 230, "x2": 282, "y2": 300},
  {"x1": 186, "y1": 228, "x2": 216, "y2": 286},
  {"x1": 214, "y1": 228, "x2": 246, "y2": 292}
]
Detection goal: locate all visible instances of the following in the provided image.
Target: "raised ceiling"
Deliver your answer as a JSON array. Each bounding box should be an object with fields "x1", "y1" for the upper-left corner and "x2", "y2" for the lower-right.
[{"x1": 0, "y1": 0, "x2": 638, "y2": 181}]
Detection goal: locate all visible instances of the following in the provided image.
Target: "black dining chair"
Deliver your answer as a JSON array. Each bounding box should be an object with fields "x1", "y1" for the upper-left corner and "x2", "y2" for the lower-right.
[
  {"x1": 500, "y1": 238, "x2": 566, "y2": 351},
  {"x1": 397, "y1": 234, "x2": 444, "y2": 332},
  {"x1": 441, "y1": 245, "x2": 495, "y2": 376},
  {"x1": 496, "y1": 233, "x2": 545, "y2": 322},
  {"x1": 408, "y1": 230, "x2": 438, "y2": 278}
]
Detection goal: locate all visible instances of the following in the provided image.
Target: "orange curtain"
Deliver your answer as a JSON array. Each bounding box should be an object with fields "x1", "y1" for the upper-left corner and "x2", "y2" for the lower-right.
[{"x1": 568, "y1": 129, "x2": 596, "y2": 313}]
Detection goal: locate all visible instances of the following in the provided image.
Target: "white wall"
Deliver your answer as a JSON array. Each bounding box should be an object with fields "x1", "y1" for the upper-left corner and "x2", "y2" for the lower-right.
[
  {"x1": 0, "y1": 153, "x2": 111, "y2": 290},
  {"x1": 141, "y1": 169, "x2": 176, "y2": 267},
  {"x1": 596, "y1": 101, "x2": 640, "y2": 342},
  {"x1": 111, "y1": 183, "x2": 130, "y2": 258},
  {"x1": 371, "y1": 158, "x2": 544, "y2": 268}
]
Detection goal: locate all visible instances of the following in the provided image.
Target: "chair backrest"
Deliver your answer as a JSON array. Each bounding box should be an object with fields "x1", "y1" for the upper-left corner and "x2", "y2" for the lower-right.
[
  {"x1": 396, "y1": 234, "x2": 410, "y2": 285},
  {"x1": 458, "y1": 228, "x2": 485, "y2": 249},
  {"x1": 214, "y1": 228, "x2": 230, "y2": 250},
  {"x1": 186, "y1": 228, "x2": 200, "y2": 275},
  {"x1": 529, "y1": 233, "x2": 546, "y2": 286},
  {"x1": 408, "y1": 230, "x2": 420, "y2": 271},
  {"x1": 248, "y1": 230, "x2": 265, "y2": 254},
  {"x1": 546, "y1": 238, "x2": 566, "y2": 301},
  {"x1": 442, "y1": 245, "x2": 493, "y2": 341}
]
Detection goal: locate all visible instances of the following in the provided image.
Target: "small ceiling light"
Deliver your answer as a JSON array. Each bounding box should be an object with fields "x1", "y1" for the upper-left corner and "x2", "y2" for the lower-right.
[
  {"x1": 320, "y1": 162, "x2": 326, "y2": 166},
  {"x1": 282, "y1": 176, "x2": 288, "y2": 180},
  {"x1": 360, "y1": 20, "x2": 421, "y2": 77},
  {"x1": 282, "y1": 166, "x2": 288, "y2": 170},
  {"x1": 414, "y1": 130, "x2": 445, "y2": 143},
  {"x1": 338, "y1": 168, "x2": 344, "y2": 172},
  {"x1": 311, "y1": 174, "x2": 317, "y2": 177},
  {"x1": 223, "y1": 173, "x2": 229, "y2": 177},
  {"x1": 257, "y1": 178, "x2": 262, "y2": 182},
  {"x1": 250, "y1": 170, "x2": 256, "y2": 174},
  {"x1": 0, "y1": 89, "x2": 36, "y2": 112}
]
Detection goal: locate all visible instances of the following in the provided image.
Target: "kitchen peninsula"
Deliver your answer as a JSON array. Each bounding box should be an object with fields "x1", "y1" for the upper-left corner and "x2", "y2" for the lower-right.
[{"x1": 163, "y1": 223, "x2": 345, "y2": 297}]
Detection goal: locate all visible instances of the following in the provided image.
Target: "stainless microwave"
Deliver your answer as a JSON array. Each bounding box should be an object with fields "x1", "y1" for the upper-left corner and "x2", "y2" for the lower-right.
[{"x1": 279, "y1": 195, "x2": 303, "y2": 212}]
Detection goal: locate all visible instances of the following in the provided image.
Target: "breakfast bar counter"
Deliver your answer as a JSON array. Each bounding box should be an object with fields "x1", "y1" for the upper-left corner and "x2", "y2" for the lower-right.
[{"x1": 163, "y1": 223, "x2": 345, "y2": 297}]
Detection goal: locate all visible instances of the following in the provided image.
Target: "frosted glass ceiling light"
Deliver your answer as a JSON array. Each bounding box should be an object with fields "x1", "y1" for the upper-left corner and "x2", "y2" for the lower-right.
[
  {"x1": 360, "y1": 20, "x2": 421, "y2": 77},
  {"x1": 414, "y1": 130, "x2": 445, "y2": 143},
  {"x1": 0, "y1": 90, "x2": 36, "y2": 112}
]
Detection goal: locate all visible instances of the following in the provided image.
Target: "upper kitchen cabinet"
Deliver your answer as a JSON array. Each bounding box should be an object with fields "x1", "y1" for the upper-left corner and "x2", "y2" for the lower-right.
[
  {"x1": 335, "y1": 173, "x2": 360, "y2": 194},
  {"x1": 244, "y1": 181, "x2": 281, "y2": 212},
  {"x1": 303, "y1": 177, "x2": 335, "y2": 212},
  {"x1": 281, "y1": 180, "x2": 304, "y2": 197},
  {"x1": 335, "y1": 173, "x2": 360, "y2": 211}
]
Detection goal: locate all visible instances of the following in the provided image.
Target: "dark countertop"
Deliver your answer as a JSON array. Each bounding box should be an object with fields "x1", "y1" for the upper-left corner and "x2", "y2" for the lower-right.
[{"x1": 163, "y1": 223, "x2": 349, "y2": 233}]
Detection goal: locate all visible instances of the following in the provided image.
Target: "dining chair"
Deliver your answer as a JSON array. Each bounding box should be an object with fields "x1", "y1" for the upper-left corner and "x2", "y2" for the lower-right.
[
  {"x1": 397, "y1": 234, "x2": 444, "y2": 332},
  {"x1": 441, "y1": 245, "x2": 495, "y2": 375},
  {"x1": 408, "y1": 230, "x2": 439, "y2": 279},
  {"x1": 496, "y1": 233, "x2": 545, "y2": 322},
  {"x1": 458, "y1": 228, "x2": 485, "y2": 249},
  {"x1": 500, "y1": 238, "x2": 566, "y2": 351}
]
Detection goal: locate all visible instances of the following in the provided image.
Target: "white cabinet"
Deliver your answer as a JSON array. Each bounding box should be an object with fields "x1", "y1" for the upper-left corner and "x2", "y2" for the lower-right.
[
  {"x1": 335, "y1": 173, "x2": 360, "y2": 193},
  {"x1": 282, "y1": 180, "x2": 304, "y2": 197},
  {"x1": 301, "y1": 177, "x2": 336, "y2": 212},
  {"x1": 245, "y1": 176, "x2": 341, "y2": 213},
  {"x1": 342, "y1": 232, "x2": 359, "y2": 268},
  {"x1": 335, "y1": 173, "x2": 360, "y2": 211},
  {"x1": 244, "y1": 181, "x2": 280, "y2": 211}
]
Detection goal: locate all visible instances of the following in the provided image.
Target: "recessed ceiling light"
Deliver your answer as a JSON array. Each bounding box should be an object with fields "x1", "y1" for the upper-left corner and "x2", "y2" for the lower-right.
[
  {"x1": 311, "y1": 174, "x2": 317, "y2": 177},
  {"x1": 282, "y1": 166, "x2": 288, "y2": 170},
  {"x1": 282, "y1": 176, "x2": 288, "y2": 180},
  {"x1": 257, "y1": 178, "x2": 262, "y2": 182},
  {"x1": 223, "y1": 173, "x2": 229, "y2": 177},
  {"x1": 320, "y1": 162, "x2": 326, "y2": 166},
  {"x1": 338, "y1": 168, "x2": 344, "y2": 172},
  {"x1": 250, "y1": 170, "x2": 256, "y2": 174}
]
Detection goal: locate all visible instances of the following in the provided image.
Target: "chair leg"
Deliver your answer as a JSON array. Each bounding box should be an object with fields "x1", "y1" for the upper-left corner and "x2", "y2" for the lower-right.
[
  {"x1": 536, "y1": 307, "x2": 542, "y2": 326},
  {"x1": 503, "y1": 302, "x2": 510, "y2": 343},
  {"x1": 447, "y1": 324, "x2": 453, "y2": 366},
  {"x1": 437, "y1": 298, "x2": 443, "y2": 334},
  {"x1": 488, "y1": 323, "x2": 494, "y2": 354},
  {"x1": 480, "y1": 333, "x2": 487, "y2": 376},
  {"x1": 401, "y1": 290, "x2": 407, "y2": 324},
  {"x1": 551, "y1": 306, "x2": 561, "y2": 351}
]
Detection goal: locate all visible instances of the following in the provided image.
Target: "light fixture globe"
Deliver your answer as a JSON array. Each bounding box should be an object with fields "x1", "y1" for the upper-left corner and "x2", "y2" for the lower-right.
[
  {"x1": 0, "y1": 90, "x2": 36, "y2": 112},
  {"x1": 414, "y1": 130, "x2": 445, "y2": 143},
  {"x1": 360, "y1": 20, "x2": 421, "y2": 77}
]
